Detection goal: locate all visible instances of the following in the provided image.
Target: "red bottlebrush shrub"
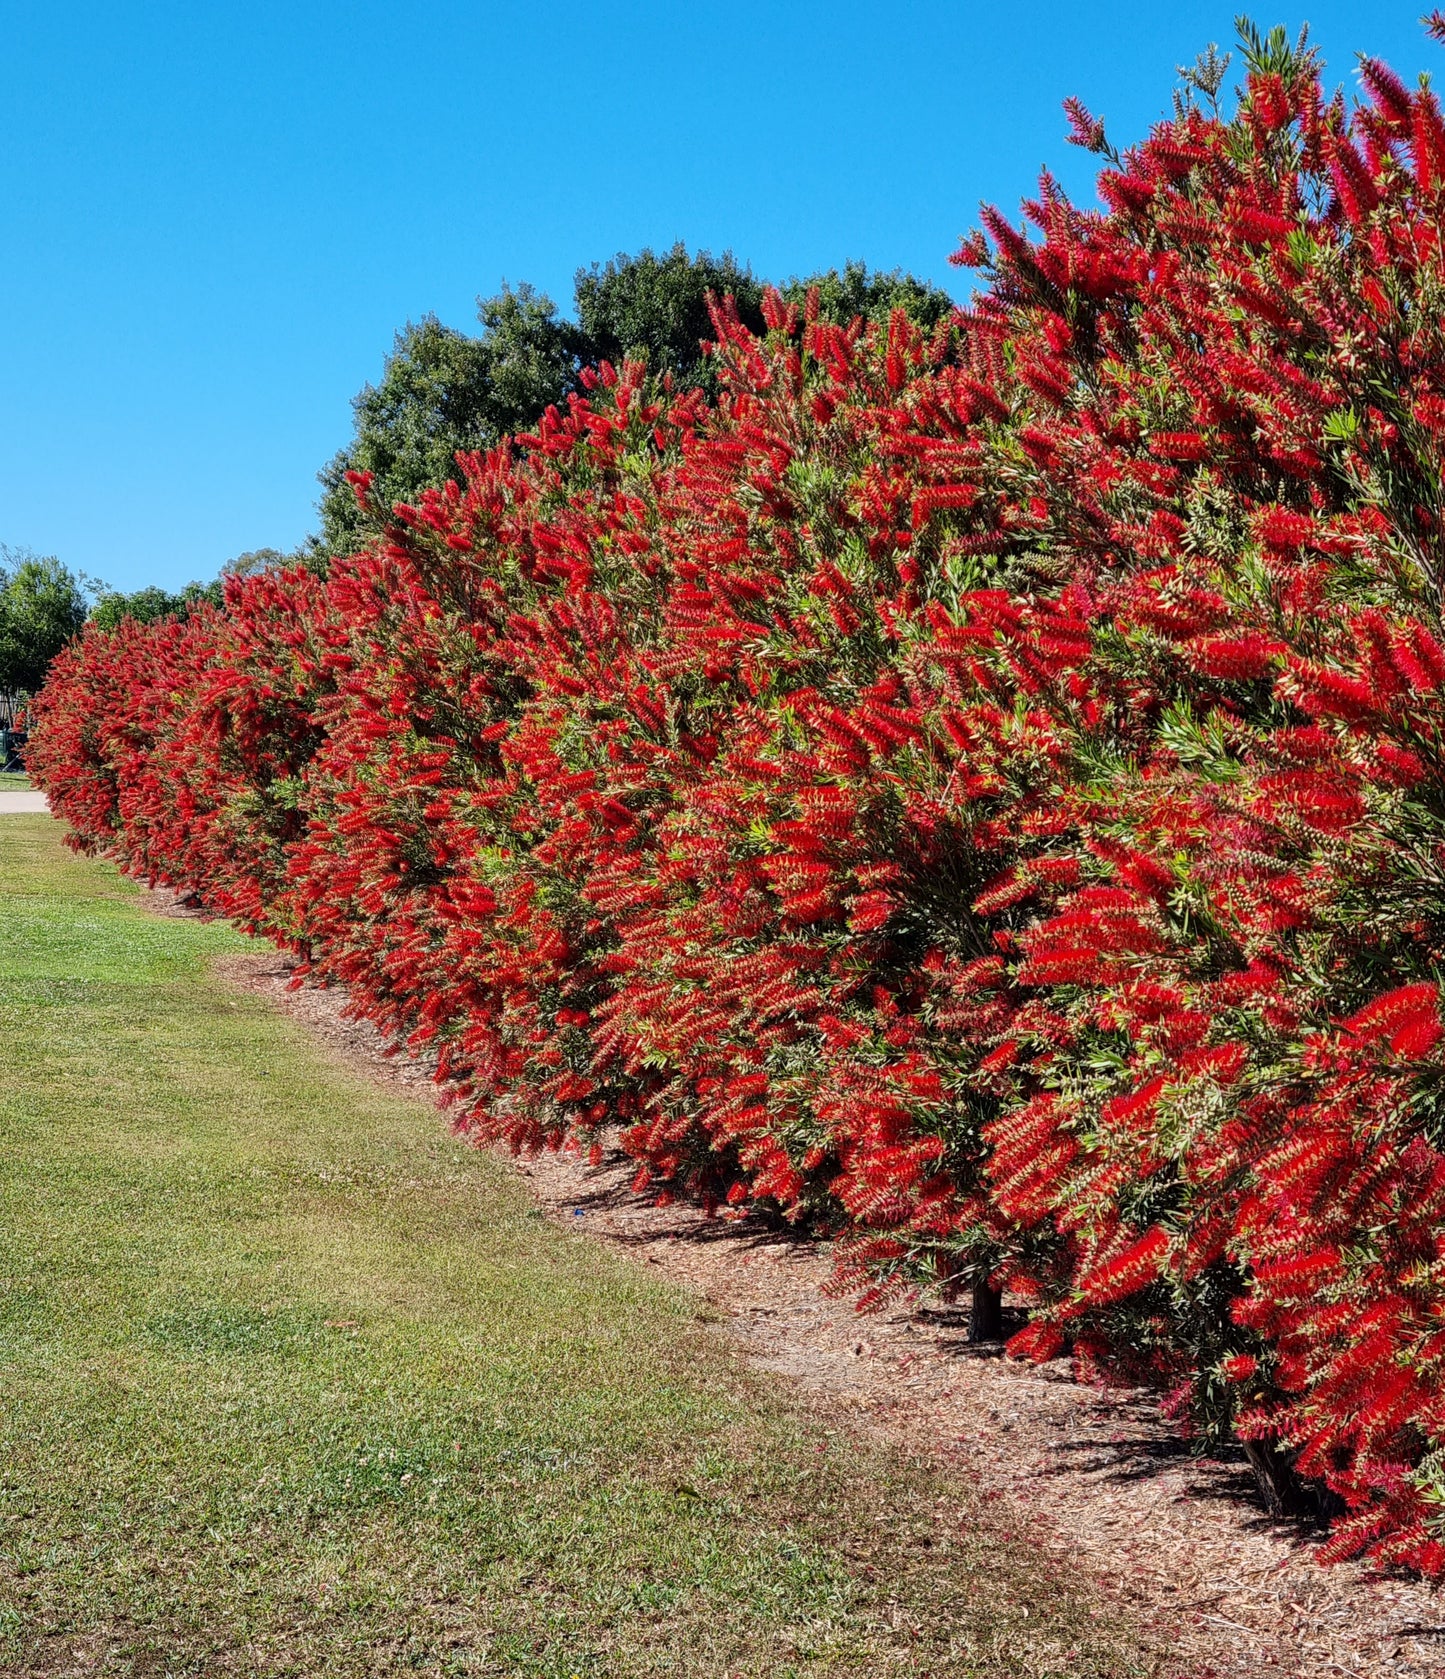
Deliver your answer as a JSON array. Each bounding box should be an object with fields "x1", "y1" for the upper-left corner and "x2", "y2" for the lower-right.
[
  {"x1": 35, "y1": 20, "x2": 1445, "y2": 1571},
  {"x1": 280, "y1": 365, "x2": 703, "y2": 1152},
  {"x1": 942, "y1": 27, "x2": 1445, "y2": 1566}
]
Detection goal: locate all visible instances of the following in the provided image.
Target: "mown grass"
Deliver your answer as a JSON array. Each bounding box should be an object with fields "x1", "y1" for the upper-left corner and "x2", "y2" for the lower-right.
[{"x1": 0, "y1": 815, "x2": 1153, "y2": 1677}]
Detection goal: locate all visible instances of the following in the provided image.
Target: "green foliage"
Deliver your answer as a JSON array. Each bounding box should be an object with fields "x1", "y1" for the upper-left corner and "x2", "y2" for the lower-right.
[
  {"x1": 317, "y1": 249, "x2": 958, "y2": 556},
  {"x1": 224, "y1": 546, "x2": 290, "y2": 579},
  {"x1": 575, "y1": 243, "x2": 767, "y2": 394},
  {"x1": 574, "y1": 248, "x2": 956, "y2": 390},
  {"x1": 0, "y1": 549, "x2": 87, "y2": 697},
  {"x1": 782, "y1": 260, "x2": 957, "y2": 331},
  {"x1": 1234, "y1": 15, "x2": 1313, "y2": 78},
  {"x1": 89, "y1": 548, "x2": 331, "y2": 634},
  {"x1": 61, "y1": 250, "x2": 959, "y2": 625},
  {"x1": 92, "y1": 584, "x2": 189, "y2": 631},
  {"x1": 318, "y1": 289, "x2": 583, "y2": 556},
  {"x1": 473, "y1": 281, "x2": 591, "y2": 427},
  {"x1": 90, "y1": 578, "x2": 227, "y2": 631}
]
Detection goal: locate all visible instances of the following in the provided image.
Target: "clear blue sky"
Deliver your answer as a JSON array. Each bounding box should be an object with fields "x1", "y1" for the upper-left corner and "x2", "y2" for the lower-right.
[{"x1": 0, "y1": 0, "x2": 1432, "y2": 593}]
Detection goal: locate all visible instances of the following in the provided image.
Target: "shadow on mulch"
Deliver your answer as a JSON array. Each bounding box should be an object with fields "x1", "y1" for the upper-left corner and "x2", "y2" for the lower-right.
[
  {"x1": 555, "y1": 1168, "x2": 823, "y2": 1256},
  {"x1": 554, "y1": 1150, "x2": 1335, "y2": 1550},
  {"x1": 1040, "y1": 1423, "x2": 1337, "y2": 1546}
]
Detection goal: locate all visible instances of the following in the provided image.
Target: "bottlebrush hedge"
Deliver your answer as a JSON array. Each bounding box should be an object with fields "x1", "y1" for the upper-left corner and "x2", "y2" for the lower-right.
[{"x1": 34, "y1": 27, "x2": 1445, "y2": 1569}]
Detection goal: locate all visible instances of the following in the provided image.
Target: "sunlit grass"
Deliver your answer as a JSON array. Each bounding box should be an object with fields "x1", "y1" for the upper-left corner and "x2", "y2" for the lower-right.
[{"x1": 0, "y1": 815, "x2": 1151, "y2": 1677}]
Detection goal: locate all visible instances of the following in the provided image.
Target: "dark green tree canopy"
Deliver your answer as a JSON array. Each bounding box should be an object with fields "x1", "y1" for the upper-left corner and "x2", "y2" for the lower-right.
[
  {"x1": 318, "y1": 289, "x2": 583, "y2": 556},
  {"x1": 780, "y1": 260, "x2": 957, "y2": 333},
  {"x1": 316, "y1": 248, "x2": 958, "y2": 556},
  {"x1": 0, "y1": 550, "x2": 87, "y2": 696},
  {"x1": 574, "y1": 244, "x2": 766, "y2": 395}
]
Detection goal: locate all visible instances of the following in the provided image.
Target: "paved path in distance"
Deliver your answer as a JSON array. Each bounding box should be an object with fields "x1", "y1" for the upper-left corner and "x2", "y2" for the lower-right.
[{"x1": 0, "y1": 789, "x2": 48, "y2": 812}]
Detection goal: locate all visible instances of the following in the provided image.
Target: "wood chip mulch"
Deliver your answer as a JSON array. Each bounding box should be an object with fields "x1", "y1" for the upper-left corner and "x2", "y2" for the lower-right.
[{"x1": 184, "y1": 914, "x2": 1445, "y2": 1679}]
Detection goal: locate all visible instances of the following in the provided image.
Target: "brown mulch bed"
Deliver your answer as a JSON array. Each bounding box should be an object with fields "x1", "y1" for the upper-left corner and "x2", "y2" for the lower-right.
[{"x1": 169, "y1": 900, "x2": 1445, "y2": 1679}]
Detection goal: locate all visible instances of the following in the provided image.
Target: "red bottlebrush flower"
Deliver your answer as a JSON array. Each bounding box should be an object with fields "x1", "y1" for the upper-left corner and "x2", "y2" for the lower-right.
[
  {"x1": 848, "y1": 889, "x2": 895, "y2": 932},
  {"x1": 1007, "y1": 1320, "x2": 1066, "y2": 1363},
  {"x1": 978, "y1": 1039, "x2": 1020, "y2": 1075},
  {"x1": 1230, "y1": 207, "x2": 1294, "y2": 245},
  {"x1": 1255, "y1": 770, "x2": 1365, "y2": 834},
  {"x1": 1412, "y1": 89, "x2": 1445, "y2": 191},
  {"x1": 950, "y1": 230, "x2": 990, "y2": 268},
  {"x1": 1185, "y1": 632, "x2": 1285, "y2": 682},
  {"x1": 1149, "y1": 430, "x2": 1208, "y2": 461},
  {"x1": 1343, "y1": 983, "x2": 1443, "y2": 1057},
  {"x1": 1076, "y1": 1226, "x2": 1172, "y2": 1307},
  {"x1": 1259, "y1": 508, "x2": 1316, "y2": 550},
  {"x1": 1101, "y1": 1076, "x2": 1166, "y2": 1136},
  {"x1": 1360, "y1": 57, "x2": 1414, "y2": 126},
  {"x1": 979, "y1": 204, "x2": 1029, "y2": 263},
  {"x1": 1062, "y1": 96, "x2": 1108, "y2": 154},
  {"x1": 1374, "y1": 741, "x2": 1427, "y2": 787}
]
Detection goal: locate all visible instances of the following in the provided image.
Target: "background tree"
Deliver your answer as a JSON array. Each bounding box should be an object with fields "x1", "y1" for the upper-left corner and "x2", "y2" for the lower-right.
[
  {"x1": 223, "y1": 547, "x2": 289, "y2": 580},
  {"x1": 780, "y1": 259, "x2": 956, "y2": 331},
  {"x1": 575, "y1": 248, "x2": 958, "y2": 385},
  {"x1": 317, "y1": 248, "x2": 958, "y2": 555},
  {"x1": 89, "y1": 579, "x2": 227, "y2": 630},
  {"x1": 0, "y1": 549, "x2": 87, "y2": 702},
  {"x1": 317, "y1": 287, "x2": 583, "y2": 555},
  {"x1": 88, "y1": 549, "x2": 315, "y2": 633},
  {"x1": 574, "y1": 244, "x2": 766, "y2": 395},
  {"x1": 89, "y1": 585, "x2": 187, "y2": 631}
]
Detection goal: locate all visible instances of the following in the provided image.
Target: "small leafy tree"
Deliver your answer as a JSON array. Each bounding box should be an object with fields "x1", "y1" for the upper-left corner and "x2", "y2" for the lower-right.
[{"x1": 0, "y1": 550, "x2": 87, "y2": 705}]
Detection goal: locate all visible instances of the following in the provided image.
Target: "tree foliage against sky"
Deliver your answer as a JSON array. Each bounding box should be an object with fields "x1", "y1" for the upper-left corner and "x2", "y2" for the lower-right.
[
  {"x1": 0, "y1": 549, "x2": 86, "y2": 698},
  {"x1": 89, "y1": 581, "x2": 222, "y2": 632},
  {"x1": 316, "y1": 291, "x2": 584, "y2": 557},
  {"x1": 318, "y1": 246, "x2": 956, "y2": 556},
  {"x1": 573, "y1": 244, "x2": 766, "y2": 395}
]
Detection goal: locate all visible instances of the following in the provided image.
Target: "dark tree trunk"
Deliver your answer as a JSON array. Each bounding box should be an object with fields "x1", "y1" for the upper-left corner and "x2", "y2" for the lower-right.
[
  {"x1": 969, "y1": 1278, "x2": 1004, "y2": 1342},
  {"x1": 1241, "y1": 1437, "x2": 1309, "y2": 1519}
]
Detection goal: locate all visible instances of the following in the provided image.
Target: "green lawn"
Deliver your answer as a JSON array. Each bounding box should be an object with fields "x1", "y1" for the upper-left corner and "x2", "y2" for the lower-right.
[{"x1": 0, "y1": 816, "x2": 1152, "y2": 1678}]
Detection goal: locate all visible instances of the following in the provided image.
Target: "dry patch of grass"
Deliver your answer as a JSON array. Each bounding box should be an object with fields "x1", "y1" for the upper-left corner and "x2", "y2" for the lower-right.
[{"x1": 0, "y1": 815, "x2": 1155, "y2": 1677}]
